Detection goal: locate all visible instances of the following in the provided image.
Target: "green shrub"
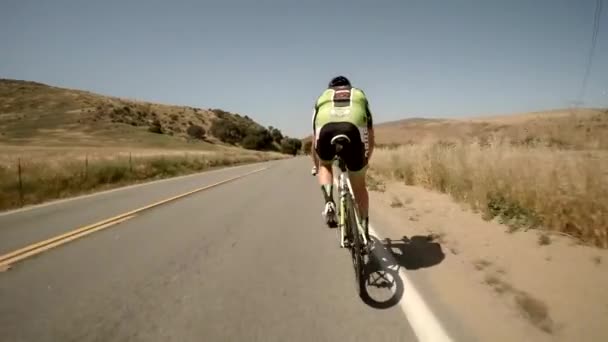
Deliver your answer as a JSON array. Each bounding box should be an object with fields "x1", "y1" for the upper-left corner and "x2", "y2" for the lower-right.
[
  {"x1": 186, "y1": 125, "x2": 206, "y2": 139},
  {"x1": 242, "y1": 129, "x2": 274, "y2": 150},
  {"x1": 148, "y1": 119, "x2": 163, "y2": 134},
  {"x1": 210, "y1": 117, "x2": 243, "y2": 144},
  {"x1": 280, "y1": 138, "x2": 302, "y2": 155}
]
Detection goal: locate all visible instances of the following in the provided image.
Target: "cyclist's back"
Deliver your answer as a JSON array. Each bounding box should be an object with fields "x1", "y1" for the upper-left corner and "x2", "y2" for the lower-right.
[
  {"x1": 312, "y1": 81, "x2": 372, "y2": 171},
  {"x1": 314, "y1": 86, "x2": 370, "y2": 130}
]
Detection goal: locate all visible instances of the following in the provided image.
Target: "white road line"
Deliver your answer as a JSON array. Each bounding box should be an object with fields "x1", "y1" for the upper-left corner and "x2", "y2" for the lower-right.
[
  {"x1": 331, "y1": 176, "x2": 453, "y2": 341},
  {"x1": 0, "y1": 160, "x2": 276, "y2": 217},
  {"x1": 368, "y1": 223, "x2": 454, "y2": 342}
]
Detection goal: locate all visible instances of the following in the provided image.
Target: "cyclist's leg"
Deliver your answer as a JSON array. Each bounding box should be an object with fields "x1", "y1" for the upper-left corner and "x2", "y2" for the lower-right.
[
  {"x1": 317, "y1": 157, "x2": 334, "y2": 203},
  {"x1": 315, "y1": 124, "x2": 338, "y2": 224},
  {"x1": 340, "y1": 123, "x2": 371, "y2": 239},
  {"x1": 310, "y1": 141, "x2": 320, "y2": 175},
  {"x1": 349, "y1": 168, "x2": 369, "y2": 225}
]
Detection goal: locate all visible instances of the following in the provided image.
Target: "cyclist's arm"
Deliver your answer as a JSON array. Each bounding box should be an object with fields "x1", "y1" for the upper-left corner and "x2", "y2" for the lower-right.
[
  {"x1": 311, "y1": 105, "x2": 319, "y2": 166},
  {"x1": 365, "y1": 100, "x2": 375, "y2": 160}
]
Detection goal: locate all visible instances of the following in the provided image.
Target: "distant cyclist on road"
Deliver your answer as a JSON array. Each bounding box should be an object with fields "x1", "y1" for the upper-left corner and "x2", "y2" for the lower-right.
[{"x1": 310, "y1": 75, "x2": 375, "y2": 242}]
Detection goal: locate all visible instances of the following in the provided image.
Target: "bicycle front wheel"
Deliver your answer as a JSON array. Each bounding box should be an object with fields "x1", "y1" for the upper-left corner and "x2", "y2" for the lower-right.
[{"x1": 346, "y1": 193, "x2": 365, "y2": 297}]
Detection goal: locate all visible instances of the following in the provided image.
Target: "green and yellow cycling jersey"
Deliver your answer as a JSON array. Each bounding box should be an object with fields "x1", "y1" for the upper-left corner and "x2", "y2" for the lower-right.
[{"x1": 312, "y1": 86, "x2": 373, "y2": 133}]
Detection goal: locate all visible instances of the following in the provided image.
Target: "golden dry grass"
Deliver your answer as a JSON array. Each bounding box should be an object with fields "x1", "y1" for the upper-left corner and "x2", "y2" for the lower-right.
[
  {"x1": 374, "y1": 108, "x2": 608, "y2": 150},
  {"x1": 0, "y1": 146, "x2": 286, "y2": 211},
  {"x1": 369, "y1": 139, "x2": 608, "y2": 248}
]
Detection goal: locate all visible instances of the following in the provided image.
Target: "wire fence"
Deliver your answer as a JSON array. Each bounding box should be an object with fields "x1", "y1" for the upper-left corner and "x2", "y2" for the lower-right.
[{"x1": 0, "y1": 152, "x2": 271, "y2": 211}]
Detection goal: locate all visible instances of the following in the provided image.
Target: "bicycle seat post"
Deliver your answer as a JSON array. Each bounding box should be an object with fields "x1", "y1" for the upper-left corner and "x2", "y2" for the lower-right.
[
  {"x1": 331, "y1": 135, "x2": 351, "y2": 174},
  {"x1": 332, "y1": 144, "x2": 346, "y2": 173}
]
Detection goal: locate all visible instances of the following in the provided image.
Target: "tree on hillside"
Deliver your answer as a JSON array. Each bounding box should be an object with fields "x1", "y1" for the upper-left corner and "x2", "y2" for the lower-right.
[
  {"x1": 270, "y1": 127, "x2": 283, "y2": 143},
  {"x1": 186, "y1": 124, "x2": 206, "y2": 140},
  {"x1": 210, "y1": 117, "x2": 244, "y2": 144},
  {"x1": 280, "y1": 137, "x2": 302, "y2": 156},
  {"x1": 209, "y1": 113, "x2": 288, "y2": 152},
  {"x1": 211, "y1": 108, "x2": 230, "y2": 119},
  {"x1": 148, "y1": 119, "x2": 163, "y2": 134},
  {"x1": 242, "y1": 127, "x2": 274, "y2": 150},
  {"x1": 303, "y1": 140, "x2": 313, "y2": 155}
]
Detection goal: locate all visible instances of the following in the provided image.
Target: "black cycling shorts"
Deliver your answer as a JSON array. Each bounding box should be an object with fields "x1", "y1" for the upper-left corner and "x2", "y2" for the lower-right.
[{"x1": 315, "y1": 122, "x2": 367, "y2": 172}]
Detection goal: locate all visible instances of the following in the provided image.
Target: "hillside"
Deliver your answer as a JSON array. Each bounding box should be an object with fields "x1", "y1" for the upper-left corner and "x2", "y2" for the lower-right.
[
  {"x1": 301, "y1": 108, "x2": 608, "y2": 152},
  {"x1": 0, "y1": 78, "x2": 298, "y2": 153},
  {"x1": 0, "y1": 78, "x2": 300, "y2": 210},
  {"x1": 374, "y1": 108, "x2": 608, "y2": 149}
]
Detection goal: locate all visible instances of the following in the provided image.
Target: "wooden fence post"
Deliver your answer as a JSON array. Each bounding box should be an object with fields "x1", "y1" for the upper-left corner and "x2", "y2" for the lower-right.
[
  {"x1": 84, "y1": 155, "x2": 89, "y2": 181},
  {"x1": 17, "y1": 158, "x2": 24, "y2": 207}
]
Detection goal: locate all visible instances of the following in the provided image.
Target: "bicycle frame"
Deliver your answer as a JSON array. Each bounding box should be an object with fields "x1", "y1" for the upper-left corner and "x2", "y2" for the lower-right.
[
  {"x1": 333, "y1": 143, "x2": 369, "y2": 297},
  {"x1": 336, "y1": 157, "x2": 369, "y2": 248}
]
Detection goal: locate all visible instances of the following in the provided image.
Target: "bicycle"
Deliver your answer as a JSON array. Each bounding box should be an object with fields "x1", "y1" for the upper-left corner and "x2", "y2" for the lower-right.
[{"x1": 330, "y1": 134, "x2": 370, "y2": 296}]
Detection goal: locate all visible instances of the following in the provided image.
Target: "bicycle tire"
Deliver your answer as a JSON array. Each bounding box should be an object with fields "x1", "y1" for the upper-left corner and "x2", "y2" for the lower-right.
[
  {"x1": 346, "y1": 192, "x2": 365, "y2": 297},
  {"x1": 337, "y1": 193, "x2": 346, "y2": 246}
]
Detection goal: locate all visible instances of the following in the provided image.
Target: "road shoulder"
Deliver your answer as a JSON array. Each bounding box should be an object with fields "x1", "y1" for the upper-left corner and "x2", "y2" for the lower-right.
[{"x1": 368, "y1": 180, "x2": 608, "y2": 342}]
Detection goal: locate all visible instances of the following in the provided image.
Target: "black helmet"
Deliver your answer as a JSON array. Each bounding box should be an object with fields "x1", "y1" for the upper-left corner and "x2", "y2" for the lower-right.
[{"x1": 328, "y1": 75, "x2": 351, "y2": 88}]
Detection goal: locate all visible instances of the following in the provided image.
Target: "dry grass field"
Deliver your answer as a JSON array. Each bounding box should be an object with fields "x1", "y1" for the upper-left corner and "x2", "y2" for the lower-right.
[
  {"x1": 369, "y1": 108, "x2": 608, "y2": 248},
  {"x1": 0, "y1": 146, "x2": 285, "y2": 211},
  {"x1": 374, "y1": 108, "x2": 608, "y2": 149}
]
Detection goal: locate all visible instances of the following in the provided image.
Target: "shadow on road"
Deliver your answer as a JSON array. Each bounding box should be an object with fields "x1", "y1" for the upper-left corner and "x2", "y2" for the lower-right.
[{"x1": 360, "y1": 234, "x2": 445, "y2": 309}]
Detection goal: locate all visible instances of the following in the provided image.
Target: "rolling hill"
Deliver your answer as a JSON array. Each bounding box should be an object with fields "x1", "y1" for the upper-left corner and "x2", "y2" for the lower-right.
[
  {"x1": 0, "y1": 78, "x2": 294, "y2": 152},
  {"x1": 0, "y1": 78, "x2": 298, "y2": 210},
  {"x1": 373, "y1": 108, "x2": 608, "y2": 149}
]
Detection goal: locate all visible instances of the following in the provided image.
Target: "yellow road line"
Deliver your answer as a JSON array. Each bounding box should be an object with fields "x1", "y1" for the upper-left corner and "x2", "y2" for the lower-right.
[
  {"x1": 0, "y1": 167, "x2": 268, "y2": 269},
  {"x1": 0, "y1": 215, "x2": 136, "y2": 270}
]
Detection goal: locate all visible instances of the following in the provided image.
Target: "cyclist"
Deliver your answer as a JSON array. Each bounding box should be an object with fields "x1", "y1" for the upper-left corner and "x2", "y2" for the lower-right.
[{"x1": 310, "y1": 75, "x2": 375, "y2": 243}]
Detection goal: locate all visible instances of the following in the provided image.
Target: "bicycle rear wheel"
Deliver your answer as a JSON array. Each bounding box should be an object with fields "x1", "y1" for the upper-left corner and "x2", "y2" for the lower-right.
[{"x1": 346, "y1": 193, "x2": 365, "y2": 297}]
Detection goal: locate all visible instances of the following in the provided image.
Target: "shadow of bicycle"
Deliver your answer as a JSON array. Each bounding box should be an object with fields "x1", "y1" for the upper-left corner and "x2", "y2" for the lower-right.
[{"x1": 360, "y1": 234, "x2": 445, "y2": 309}]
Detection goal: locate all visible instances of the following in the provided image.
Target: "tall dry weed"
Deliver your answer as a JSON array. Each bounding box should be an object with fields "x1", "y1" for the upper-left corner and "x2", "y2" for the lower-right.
[
  {"x1": 371, "y1": 138, "x2": 608, "y2": 247},
  {"x1": 0, "y1": 150, "x2": 284, "y2": 211}
]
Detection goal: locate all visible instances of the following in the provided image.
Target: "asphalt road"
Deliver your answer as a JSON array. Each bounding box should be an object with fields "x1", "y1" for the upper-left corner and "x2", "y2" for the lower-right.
[{"x1": 0, "y1": 158, "x2": 447, "y2": 342}]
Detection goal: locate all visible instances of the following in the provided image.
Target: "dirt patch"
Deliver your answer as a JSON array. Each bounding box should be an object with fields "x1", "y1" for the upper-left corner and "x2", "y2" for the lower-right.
[
  {"x1": 480, "y1": 271, "x2": 555, "y2": 333},
  {"x1": 390, "y1": 196, "x2": 404, "y2": 208},
  {"x1": 537, "y1": 233, "x2": 551, "y2": 246},
  {"x1": 514, "y1": 291, "x2": 555, "y2": 333},
  {"x1": 483, "y1": 273, "x2": 513, "y2": 294},
  {"x1": 448, "y1": 246, "x2": 460, "y2": 255},
  {"x1": 367, "y1": 173, "x2": 386, "y2": 192},
  {"x1": 428, "y1": 230, "x2": 447, "y2": 244},
  {"x1": 473, "y1": 259, "x2": 493, "y2": 271}
]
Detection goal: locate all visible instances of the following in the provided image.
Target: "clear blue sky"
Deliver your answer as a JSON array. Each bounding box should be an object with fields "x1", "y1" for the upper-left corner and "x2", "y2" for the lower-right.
[{"x1": 1, "y1": 0, "x2": 607, "y2": 137}]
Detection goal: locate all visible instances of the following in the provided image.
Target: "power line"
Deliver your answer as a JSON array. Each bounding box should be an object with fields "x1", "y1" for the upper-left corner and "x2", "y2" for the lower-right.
[{"x1": 577, "y1": 0, "x2": 604, "y2": 105}]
